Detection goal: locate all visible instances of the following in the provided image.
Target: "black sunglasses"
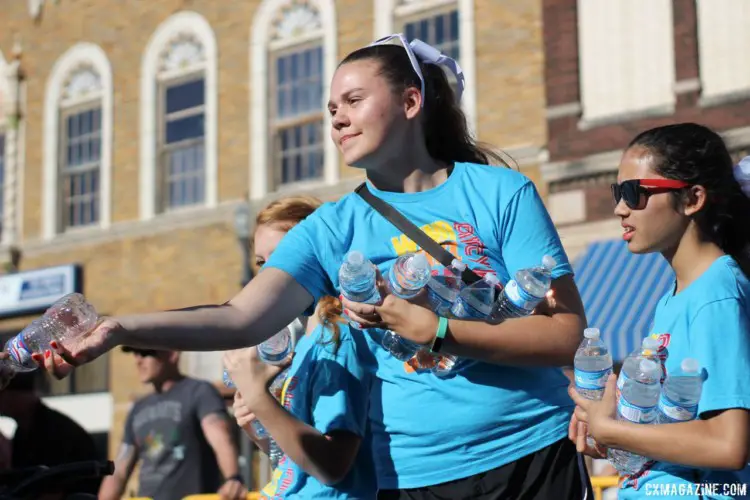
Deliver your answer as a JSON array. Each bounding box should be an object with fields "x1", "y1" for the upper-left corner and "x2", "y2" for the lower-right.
[{"x1": 611, "y1": 179, "x2": 689, "y2": 210}]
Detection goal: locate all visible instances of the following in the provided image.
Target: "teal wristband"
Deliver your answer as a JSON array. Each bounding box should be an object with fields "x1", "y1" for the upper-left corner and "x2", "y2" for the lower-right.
[{"x1": 430, "y1": 316, "x2": 449, "y2": 353}]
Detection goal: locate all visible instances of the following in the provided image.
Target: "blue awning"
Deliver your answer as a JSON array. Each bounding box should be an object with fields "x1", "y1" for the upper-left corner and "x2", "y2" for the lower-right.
[{"x1": 573, "y1": 239, "x2": 675, "y2": 362}]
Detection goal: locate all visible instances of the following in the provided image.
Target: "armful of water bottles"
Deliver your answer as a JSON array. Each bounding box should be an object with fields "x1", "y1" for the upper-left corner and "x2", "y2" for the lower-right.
[
  {"x1": 568, "y1": 375, "x2": 750, "y2": 470},
  {"x1": 342, "y1": 272, "x2": 586, "y2": 367}
]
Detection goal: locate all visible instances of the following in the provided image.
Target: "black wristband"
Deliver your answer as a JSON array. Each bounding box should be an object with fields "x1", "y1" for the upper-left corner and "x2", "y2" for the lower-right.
[{"x1": 226, "y1": 473, "x2": 244, "y2": 484}]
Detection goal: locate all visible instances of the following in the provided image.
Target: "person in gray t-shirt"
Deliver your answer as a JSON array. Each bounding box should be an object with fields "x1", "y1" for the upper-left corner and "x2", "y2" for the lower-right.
[{"x1": 98, "y1": 348, "x2": 247, "y2": 500}]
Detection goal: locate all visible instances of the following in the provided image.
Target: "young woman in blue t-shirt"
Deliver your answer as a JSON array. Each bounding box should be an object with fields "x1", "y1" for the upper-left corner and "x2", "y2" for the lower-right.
[
  {"x1": 569, "y1": 123, "x2": 750, "y2": 499},
  {"x1": 38, "y1": 35, "x2": 592, "y2": 499}
]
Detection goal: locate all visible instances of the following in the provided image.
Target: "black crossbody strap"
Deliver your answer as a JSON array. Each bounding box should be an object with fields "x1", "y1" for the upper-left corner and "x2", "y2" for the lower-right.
[{"x1": 355, "y1": 182, "x2": 481, "y2": 285}]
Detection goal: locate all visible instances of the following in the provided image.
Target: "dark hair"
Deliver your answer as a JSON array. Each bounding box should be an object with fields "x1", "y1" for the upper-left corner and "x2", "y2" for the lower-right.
[
  {"x1": 628, "y1": 123, "x2": 750, "y2": 276},
  {"x1": 340, "y1": 44, "x2": 510, "y2": 167}
]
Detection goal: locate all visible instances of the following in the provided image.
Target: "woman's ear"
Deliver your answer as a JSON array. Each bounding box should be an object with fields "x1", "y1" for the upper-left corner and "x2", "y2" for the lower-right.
[
  {"x1": 403, "y1": 87, "x2": 422, "y2": 120},
  {"x1": 683, "y1": 185, "x2": 708, "y2": 216}
]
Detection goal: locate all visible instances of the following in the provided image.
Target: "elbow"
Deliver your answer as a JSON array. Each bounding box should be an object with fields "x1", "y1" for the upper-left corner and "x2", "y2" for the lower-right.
[
  {"x1": 721, "y1": 442, "x2": 749, "y2": 471},
  {"x1": 314, "y1": 463, "x2": 350, "y2": 486}
]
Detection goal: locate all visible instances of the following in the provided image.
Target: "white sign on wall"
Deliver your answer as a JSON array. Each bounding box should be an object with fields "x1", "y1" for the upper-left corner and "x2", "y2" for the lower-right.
[{"x1": 0, "y1": 264, "x2": 81, "y2": 317}]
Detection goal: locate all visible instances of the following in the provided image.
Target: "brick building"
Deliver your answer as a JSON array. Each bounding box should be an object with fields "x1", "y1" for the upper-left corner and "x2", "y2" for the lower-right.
[
  {"x1": 0, "y1": 0, "x2": 548, "y2": 492},
  {"x1": 541, "y1": 0, "x2": 750, "y2": 361}
]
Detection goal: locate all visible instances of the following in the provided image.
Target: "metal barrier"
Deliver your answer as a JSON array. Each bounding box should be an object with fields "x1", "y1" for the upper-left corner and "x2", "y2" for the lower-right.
[{"x1": 591, "y1": 475, "x2": 620, "y2": 500}]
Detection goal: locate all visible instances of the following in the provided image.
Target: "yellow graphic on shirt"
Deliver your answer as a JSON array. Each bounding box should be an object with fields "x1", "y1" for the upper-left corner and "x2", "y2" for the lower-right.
[
  {"x1": 390, "y1": 220, "x2": 456, "y2": 257},
  {"x1": 388, "y1": 220, "x2": 493, "y2": 373},
  {"x1": 261, "y1": 467, "x2": 285, "y2": 498}
]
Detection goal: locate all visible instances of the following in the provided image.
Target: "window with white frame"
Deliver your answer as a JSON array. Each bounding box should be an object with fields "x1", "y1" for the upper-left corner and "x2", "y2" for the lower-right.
[
  {"x1": 577, "y1": 0, "x2": 675, "y2": 122},
  {"x1": 157, "y1": 36, "x2": 207, "y2": 211},
  {"x1": 696, "y1": 0, "x2": 750, "y2": 101},
  {"x1": 58, "y1": 67, "x2": 103, "y2": 230},
  {"x1": 250, "y1": 0, "x2": 338, "y2": 200},
  {"x1": 43, "y1": 42, "x2": 113, "y2": 240},
  {"x1": 271, "y1": 44, "x2": 325, "y2": 187},
  {"x1": 139, "y1": 12, "x2": 217, "y2": 220}
]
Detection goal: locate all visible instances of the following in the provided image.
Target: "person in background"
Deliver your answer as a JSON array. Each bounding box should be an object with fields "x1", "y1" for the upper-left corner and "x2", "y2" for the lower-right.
[
  {"x1": 570, "y1": 123, "x2": 750, "y2": 499},
  {"x1": 98, "y1": 348, "x2": 247, "y2": 500},
  {"x1": 225, "y1": 195, "x2": 375, "y2": 499},
  {"x1": 0, "y1": 371, "x2": 100, "y2": 497}
]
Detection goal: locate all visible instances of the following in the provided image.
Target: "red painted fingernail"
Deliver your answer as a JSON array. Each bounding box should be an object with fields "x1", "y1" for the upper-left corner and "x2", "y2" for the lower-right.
[
  {"x1": 45, "y1": 350, "x2": 51, "y2": 359},
  {"x1": 50, "y1": 341, "x2": 59, "y2": 349}
]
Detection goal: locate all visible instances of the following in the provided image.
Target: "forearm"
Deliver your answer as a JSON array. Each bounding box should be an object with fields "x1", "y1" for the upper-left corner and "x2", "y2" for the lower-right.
[
  {"x1": 599, "y1": 419, "x2": 746, "y2": 470},
  {"x1": 210, "y1": 432, "x2": 241, "y2": 479},
  {"x1": 443, "y1": 313, "x2": 583, "y2": 366},
  {"x1": 114, "y1": 269, "x2": 311, "y2": 351},
  {"x1": 252, "y1": 393, "x2": 353, "y2": 485},
  {"x1": 97, "y1": 473, "x2": 127, "y2": 499},
  {"x1": 116, "y1": 305, "x2": 264, "y2": 351}
]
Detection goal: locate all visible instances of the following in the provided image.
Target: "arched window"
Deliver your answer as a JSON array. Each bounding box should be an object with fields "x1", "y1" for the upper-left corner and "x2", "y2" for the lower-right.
[
  {"x1": 250, "y1": 0, "x2": 338, "y2": 200},
  {"x1": 43, "y1": 43, "x2": 113, "y2": 239},
  {"x1": 140, "y1": 11, "x2": 218, "y2": 219}
]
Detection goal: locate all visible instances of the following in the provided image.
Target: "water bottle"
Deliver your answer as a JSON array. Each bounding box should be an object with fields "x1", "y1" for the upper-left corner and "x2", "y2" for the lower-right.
[
  {"x1": 608, "y1": 358, "x2": 661, "y2": 475},
  {"x1": 223, "y1": 365, "x2": 290, "y2": 445},
  {"x1": 425, "y1": 259, "x2": 466, "y2": 316},
  {"x1": 381, "y1": 253, "x2": 432, "y2": 361},
  {"x1": 0, "y1": 293, "x2": 98, "y2": 373},
  {"x1": 617, "y1": 336, "x2": 660, "y2": 394},
  {"x1": 574, "y1": 327, "x2": 613, "y2": 448},
  {"x1": 648, "y1": 333, "x2": 669, "y2": 384},
  {"x1": 339, "y1": 251, "x2": 381, "y2": 328},
  {"x1": 574, "y1": 328, "x2": 613, "y2": 399},
  {"x1": 258, "y1": 326, "x2": 293, "y2": 365},
  {"x1": 450, "y1": 273, "x2": 501, "y2": 320},
  {"x1": 491, "y1": 256, "x2": 556, "y2": 321},
  {"x1": 657, "y1": 358, "x2": 703, "y2": 424}
]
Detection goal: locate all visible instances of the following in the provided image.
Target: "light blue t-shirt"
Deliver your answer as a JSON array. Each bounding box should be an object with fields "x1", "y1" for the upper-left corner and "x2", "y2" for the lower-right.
[
  {"x1": 261, "y1": 324, "x2": 376, "y2": 499},
  {"x1": 619, "y1": 255, "x2": 750, "y2": 500},
  {"x1": 265, "y1": 162, "x2": 577, "y2": 489}
]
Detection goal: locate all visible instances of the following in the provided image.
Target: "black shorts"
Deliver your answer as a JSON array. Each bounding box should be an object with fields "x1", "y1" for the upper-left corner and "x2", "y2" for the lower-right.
[{"x1": 377, "y1": 437, "x2": 593, "y2": 500}]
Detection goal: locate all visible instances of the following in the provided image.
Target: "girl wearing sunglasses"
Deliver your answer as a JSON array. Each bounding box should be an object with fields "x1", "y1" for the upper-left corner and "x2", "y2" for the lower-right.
[
  {"x1": 38, "y1": 35, "x2": 590, "y2": 499},
  {"x1": 570, "y1": 123, "x2": 750, "y2": 499}
]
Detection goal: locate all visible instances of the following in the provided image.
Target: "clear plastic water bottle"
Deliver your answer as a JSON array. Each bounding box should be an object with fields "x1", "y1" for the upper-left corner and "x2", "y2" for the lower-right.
[
  {"x1": 617, "y1": 336, "x2": 660, "y2": 394},
  {"x1": 258, "y1": 327, "x2": 293, "y2": 365},
  {"x1": 574, "y1": 327, "x2": 613, "y2": 448},
  {"x1": 223, "y1": 365, "x2": 290, "y2": 445},
  {"x1": 450, "y1": 273, "x2": 501, "y2": 320},
  {"x1": 657, "y1": 358, "x2": 703, "y2": 424},
  {"x1": 425, "y1": 259, "x2": 466, "y2": 316},
  {"x1": 381, "y1": 253, "x2": 432, "y2": 361},
  {"x1": 0, "y1": 293, "x2": 99, "y2": 372},
  {"x1": 574, "y1": 328, "x2": 613, "y2": 399},
  {"x1": 648, "y1": 333, "x2": 669, "y2": 384},
  {"x1": 339, "y1": 251, "x2": 381, "y2": 328},
  {"x1": 491, "y1": 256, "x2": 556, "y2": 321},
  {"x1": 608, "y1": 358, "x2": 661, "y2": 475}
]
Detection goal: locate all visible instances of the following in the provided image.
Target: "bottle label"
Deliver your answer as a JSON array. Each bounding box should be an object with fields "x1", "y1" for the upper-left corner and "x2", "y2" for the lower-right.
[
  {"x1": 617, "y1": 396, "x2": 657, "y2": 424},
  {"x1": 658, "y1": 393, "x2": 698, "y2": 422},
  {"x1": 575, "y1": 366, "x2": 612, "y2": 391},
  {"x1": 504, "y1": 280, "x2": 543, "y2": 311},
  {"x1": 8, "y1": 334, "x2": 35, "y2": 369}
]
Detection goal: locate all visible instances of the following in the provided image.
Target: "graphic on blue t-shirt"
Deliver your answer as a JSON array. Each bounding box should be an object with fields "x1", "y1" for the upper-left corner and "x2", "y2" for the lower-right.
[
  {"x1": 618, "y1": 256, "x2": 750, "y2": 500},
  {"x1": 265, "y1": 163, "x2": 577, "y2": 489}
]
